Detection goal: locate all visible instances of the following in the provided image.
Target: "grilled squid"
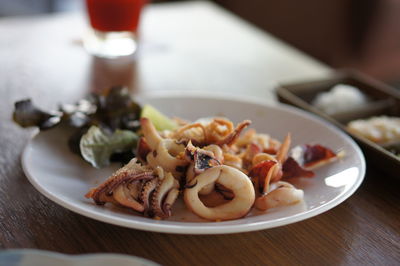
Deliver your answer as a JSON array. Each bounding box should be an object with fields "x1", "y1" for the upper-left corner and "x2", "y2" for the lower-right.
[
  {"x1": 85, "y1": 115, "x2": 342, "y2": 221},
  {"x1": 184, "y1": 165, "x2": 255, "y2": 221},
  {"x1": 172, "y1": 118, "x2": 251, "y2": 146},
  {"x1": 185, "y1": 142, "x2": 222, "y2": 195},
  {"x1": 141, "y1": 118, "x2": 188, "y2": 178},
  {"x1": 85, "y1": 159, "x2": 180, "y2": 218},
  {"x1": 152, "y1": 172, "x2": 180, "y2": 218},
  {"x1": 254, "y1": 181, "x2": 304, "y2": 210},
  {"x1": 85, "y1": 159, "x2": 155, "y2": 211}
]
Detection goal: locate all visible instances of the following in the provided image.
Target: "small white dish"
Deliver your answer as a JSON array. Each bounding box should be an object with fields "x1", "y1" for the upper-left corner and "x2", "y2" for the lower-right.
[
  {"x1": 21, "y1": 93, "x2": 365, "y2": 234},
  {"x1": 0, "y1": 249, "x2": 158, "y2": 266}
]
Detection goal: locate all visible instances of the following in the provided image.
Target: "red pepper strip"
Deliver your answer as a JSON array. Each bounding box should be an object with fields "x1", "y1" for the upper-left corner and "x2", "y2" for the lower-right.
[
  {"x1": 303, "y1": 144, "x2": 336, "y2": 168},
  {"x1": 249, "y1": 160, "x2": 277, "y2": 193},
  {"x1": 282, "y1": 157, "x2": 315, "y2": 179}
]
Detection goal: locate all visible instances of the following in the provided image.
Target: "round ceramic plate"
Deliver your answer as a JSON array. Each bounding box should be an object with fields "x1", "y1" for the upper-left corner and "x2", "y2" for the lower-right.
[
  {"x1": 0, "y1": 249, "x2": 158, "y2": 266},
  {"x1": 22, "y1": 93, "x2": 365, "y2": 234}
]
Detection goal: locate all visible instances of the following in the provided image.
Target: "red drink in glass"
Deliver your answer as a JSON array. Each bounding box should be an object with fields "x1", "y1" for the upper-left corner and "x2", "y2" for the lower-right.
[
  {"x1": 86, "y1": 0, "x2": 145, "y2": 33},
  {"x1": 84, "y1": 0, "x2": 146, "y2": 58}
]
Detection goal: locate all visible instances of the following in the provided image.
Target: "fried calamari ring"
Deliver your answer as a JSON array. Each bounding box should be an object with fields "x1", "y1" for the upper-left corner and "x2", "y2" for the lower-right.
[{"x1": 184, "y1": 165, "x2": 255, "y2": 221}]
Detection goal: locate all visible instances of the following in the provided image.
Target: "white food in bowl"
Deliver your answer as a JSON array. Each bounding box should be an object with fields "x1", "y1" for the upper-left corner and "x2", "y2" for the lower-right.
[
  {"x1": 312, "y1": 84, "x2": 368, "y2": 114},
  {"x1": 347, "y1": 116, "x2": 400, "y2": 144}
]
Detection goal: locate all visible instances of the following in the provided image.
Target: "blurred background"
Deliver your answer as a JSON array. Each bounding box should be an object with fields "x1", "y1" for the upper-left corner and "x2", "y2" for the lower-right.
[{"x1": 1, "y1": 0, "x2": 400, "y2": 88}]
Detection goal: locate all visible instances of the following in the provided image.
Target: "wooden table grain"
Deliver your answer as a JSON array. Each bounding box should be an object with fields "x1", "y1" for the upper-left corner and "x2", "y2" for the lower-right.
[{"x1": 0, "y1": 1, "x2": 399, "y2": 265}]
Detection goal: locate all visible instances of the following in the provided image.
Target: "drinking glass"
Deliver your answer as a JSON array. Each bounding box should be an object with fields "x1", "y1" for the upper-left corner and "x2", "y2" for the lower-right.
[{"x1": 84, "y1": 0, "x2": 146, "y2": 58}]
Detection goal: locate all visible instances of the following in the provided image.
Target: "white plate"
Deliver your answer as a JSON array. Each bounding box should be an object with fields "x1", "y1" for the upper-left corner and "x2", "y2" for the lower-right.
[
  {"x1": 22, "y1": 93, "x2": 365, "y2": 234},
  {"x1": 0, "y1": 249, "x2": 158, "y2": 266}
]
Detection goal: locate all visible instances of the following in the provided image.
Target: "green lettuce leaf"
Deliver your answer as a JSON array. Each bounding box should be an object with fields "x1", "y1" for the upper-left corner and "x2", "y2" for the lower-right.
[{"x1": 80, "y1": 126, "x2": 138, "y2": 168}]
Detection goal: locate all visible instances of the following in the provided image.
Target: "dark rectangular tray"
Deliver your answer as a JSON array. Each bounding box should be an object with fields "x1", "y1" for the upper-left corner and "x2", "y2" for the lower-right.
[{"x1": 276, "y1": 70, "x2": 400, "y2": 178}]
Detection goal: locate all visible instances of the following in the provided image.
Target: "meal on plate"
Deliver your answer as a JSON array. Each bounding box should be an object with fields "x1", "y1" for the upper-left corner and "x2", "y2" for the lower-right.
[
  {"x1": 13, "y1": 87, "x2": 344, "y2": 221},
  {"x1": 85, "y1": 116, "x2": 344, "y2": 221}
]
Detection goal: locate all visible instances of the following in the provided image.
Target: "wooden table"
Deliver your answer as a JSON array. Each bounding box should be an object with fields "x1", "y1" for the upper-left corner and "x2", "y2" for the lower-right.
[{"x1": 0, "y1": 1, "x2": 399, "y2": 265}]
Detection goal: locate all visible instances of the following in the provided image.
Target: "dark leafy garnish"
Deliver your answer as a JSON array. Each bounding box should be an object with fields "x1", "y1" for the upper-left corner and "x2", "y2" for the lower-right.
[
  {"x1": 59, "y1": 99, "x2": 97, "y2": 128},
  {"x1": 92, "y1": 86, "x2": 141, "y2": 131},
  {"x1": 13, "y1": 87, "x2": 142, "y2": 168},
  {"x1": 68, "y1": 126, "x2": 91, "y2": 155},
  {"x1": 80, "y1": 126, "x2": 139, "y2": 168},
  {"x1": 13, "y1": 99, "x2": 62, "y2": 130},
  {"x1": 110, "y1": 150, "x2": 135, "y2": 165}
]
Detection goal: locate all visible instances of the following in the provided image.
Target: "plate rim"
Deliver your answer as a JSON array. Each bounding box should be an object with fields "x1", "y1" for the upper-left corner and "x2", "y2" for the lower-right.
[
  {"x1": 0, "y1": 248, "x2": 159, "y2": 265},
  {"x1": 21, "y1": 93, "x2": 366, "y2": 234}
]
